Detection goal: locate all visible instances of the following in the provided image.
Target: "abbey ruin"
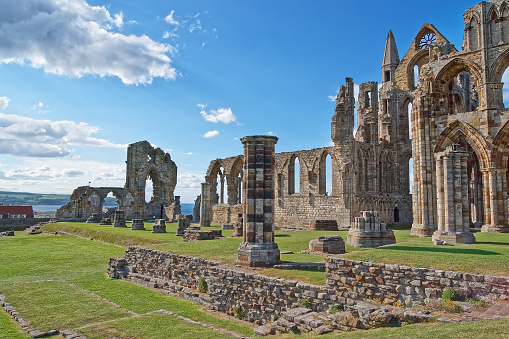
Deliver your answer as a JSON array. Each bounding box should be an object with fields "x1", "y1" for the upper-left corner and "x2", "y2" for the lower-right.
[
  {"x1": 56, "y1": 141, "x2": 179, "y2": 221},
  {"x1": 199, "y1": 0, "x2": 509, "y2": 241}
]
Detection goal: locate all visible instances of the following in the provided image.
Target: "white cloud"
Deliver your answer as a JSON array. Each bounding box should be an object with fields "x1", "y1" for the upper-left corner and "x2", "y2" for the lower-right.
[
  {"x1": 203, "y1": 130, "x2": 219, "y2": 138},
  {"x1": 0, "y1": 0, "x2": 176, "y2": 85},
  {"x1": 0, "y1": 158, "x2": 126, "y2": 193},
  {"x1": 197, "y1": 103, "x2": 207, "y2": 109},
  {"x1": 0, "y1": 113, "x2": 126, "y2": 157},
  {"x1": 31, "y1": 101, "x2": 44, "y2": 109},
  {"x1": 113, "y1": 11, "x2": 123, "y2": 28},
  {"x1": 61, "y1": 168, "x2": 84, "y2": 176},
  {"x1": 200, "y1": 107, "x2": 236, "y2": 124},
  {"x1": 177, "y1": 173, "x2": 202, "y2": 189},
  {"x1": 267, "y1": 131, "x2": 275, "y2": 136},
  {"x1": 0, "y1": 97, "x2": 9, "y2": 109},
  {"x1": 164, "y1": 10, "x2": 180, "y2": 26}
]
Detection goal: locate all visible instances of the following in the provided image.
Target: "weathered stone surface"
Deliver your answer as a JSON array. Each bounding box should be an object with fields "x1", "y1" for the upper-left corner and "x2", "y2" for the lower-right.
[
  {"x1": 113, "y1": 210, "x2": 127, "y2": 227},
  {"x1": 347, "y1": 211, "x2": 396, "y2": 248},
  {"x1": 152, "y1": 219, "x2": 167, "y2": 233},
  {"x1": 176, "y1": 215, "x2": 191, "y2": 236},
  {"x1": 309, "y1": 220, "x2": 338, "y2": 231},
  {"x1": 131, "y1": 219, "x2": 145, "y2": 231},
  {"x1": 309, "y1": 235, "x2": 345, "y2": 254},
  {"x1": 183, "y1": 228, "x2": 222, "y2": 241},
  {"x1": 236, "y1": 136, "x2": 281, "y2": 267},
  {"x1": 56, "y1": 141, "x2": 178, "y2": 221}
]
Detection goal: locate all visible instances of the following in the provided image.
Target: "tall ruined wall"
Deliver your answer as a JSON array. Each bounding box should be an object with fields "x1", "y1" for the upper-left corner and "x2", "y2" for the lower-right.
[{"x1": 57, "y1": 140, "x2": 178, "y2": 221}]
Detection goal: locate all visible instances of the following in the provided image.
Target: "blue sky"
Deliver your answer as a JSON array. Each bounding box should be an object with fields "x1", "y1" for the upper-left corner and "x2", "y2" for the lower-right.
[{"x1": 0, "y1": 0, "x2": 483, "y2": 202}]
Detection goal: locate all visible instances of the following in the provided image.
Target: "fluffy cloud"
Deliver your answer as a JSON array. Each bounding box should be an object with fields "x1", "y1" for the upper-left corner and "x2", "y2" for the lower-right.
[
  {"x1": 200, "y1": 107, "x2": 236, "y2": 124},
  {"x1": 0, "y1": 113, "x2": 126, "y2": 157},
  {"x1": 0, "y1": 0, "x2": 176, "y2": 85},
  {"x1": 0, "y1": 158, "x2": 126, "y2": 193},
  {"x1": 164, "y1": 10, "x2": 180, "y2": 26},
  {"x1": 203, "y1": 130, "x2": 219, "y2": 138},
  {"x1": 0, "y1": 97, "x2": 9, "y2": 110},
  {"x1": 177, "y1": 173, "x2": 203, "y2": 189}
]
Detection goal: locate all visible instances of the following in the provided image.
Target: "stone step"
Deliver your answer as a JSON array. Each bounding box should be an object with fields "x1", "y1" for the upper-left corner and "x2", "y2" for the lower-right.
[{"x1": 469, "y1": 302, "x2": 509, "y2": 319}]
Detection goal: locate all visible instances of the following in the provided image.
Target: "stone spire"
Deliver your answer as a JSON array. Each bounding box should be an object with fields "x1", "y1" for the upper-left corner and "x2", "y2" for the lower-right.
[{"x1": 381, "y1": 30, "x2": 400, "y2": 82}]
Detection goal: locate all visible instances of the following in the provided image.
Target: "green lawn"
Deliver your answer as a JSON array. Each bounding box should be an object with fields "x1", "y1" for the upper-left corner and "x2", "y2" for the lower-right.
[
  {"x1": 0, "y1": 308, "x2": 28, "y2": 339},
  {"x1": 43, "y1": 221, "x2": 509, "y2": 280},
  {"x1": 344, "y1": 231, "x2": 509, "y2": 276},
  {"x1": 79, "y1": 312, "x2": 232, "y2": 339},
  {"x1": 2, "y1": 225, "x2": 509, "y2": 338},
  {"x1": 0, "y1": 232, "x2": 253, "y2": 338}
]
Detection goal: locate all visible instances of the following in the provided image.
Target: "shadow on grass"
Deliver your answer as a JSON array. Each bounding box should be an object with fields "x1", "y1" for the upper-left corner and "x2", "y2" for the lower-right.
[
  {"x1": 476, "y1": 241, "x2": 509, "y2": 246},
  {"x1": 274, "y1": 234, "x2": 290, "y2": 238},
  {"x1": 385, "y1": 246, "x2": 500, "y2": 255}
]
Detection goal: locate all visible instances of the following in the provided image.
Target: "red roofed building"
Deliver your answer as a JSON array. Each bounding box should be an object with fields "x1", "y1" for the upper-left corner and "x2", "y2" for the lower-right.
[{"x1": 0, "y1": 206, "x2": 34, "y2": 219}]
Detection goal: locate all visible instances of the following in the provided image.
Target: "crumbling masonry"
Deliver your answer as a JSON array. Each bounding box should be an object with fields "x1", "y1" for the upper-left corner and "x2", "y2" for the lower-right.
[
  {"x1": 200, "y1": 0, "x2": 509, "y2": 236},
  {"x1": 57, "y1": 141, "x2": 178, "y2": 221}
]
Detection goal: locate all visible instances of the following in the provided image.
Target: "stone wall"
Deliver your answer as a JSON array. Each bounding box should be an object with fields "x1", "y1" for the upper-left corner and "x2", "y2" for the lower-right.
[
  {"x1": 275, "y1": 195, "x2": 350, "y2": 228},
  {"x1": 111, "y1": 246, "x2": 334, "y2": 324},
  {"x1": 211, "y1": 204, "x2": 242, "y2": 224},
  {"x1": 0, "y1": 218, "x2": 51, "y2": 232},
  {"x1": 326, "y1": 257, "x2": 509, "y2": 305},
  {"x1": 109, "y1": 247, "x2": 509, "y2": 324}
]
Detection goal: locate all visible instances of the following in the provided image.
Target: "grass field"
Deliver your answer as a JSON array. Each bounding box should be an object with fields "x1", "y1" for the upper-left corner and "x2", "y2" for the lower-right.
[
  {"x1": 2, "y1": 222, "x2": 507, "y2": 338},
  {"x1": 0, "y1": 232, "x2": 253, "y2": 337},
  {"x1": 45, "y1": 222, "x2": 509, "y2": 277},
  {"x1": 0, "y1": 308, "x2": 28, "y2": 339}
]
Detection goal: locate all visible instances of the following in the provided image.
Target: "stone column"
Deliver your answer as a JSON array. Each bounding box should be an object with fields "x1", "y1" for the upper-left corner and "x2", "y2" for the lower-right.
[
  {"x1": 482, "y1": 169, "x2": 509, "y2": 232},
  {"x1": 200, "y1": 182, "x2": 211, "y2": 227},
  {"x1": 236, "y1": 135, "x2": 281, "y2": 267},
  {"x1": 432, "y1": 144, "x2": 475, "y2": 244},
  {"x1": 220, "y1": 173, "x2": 225, "y2": 204}
]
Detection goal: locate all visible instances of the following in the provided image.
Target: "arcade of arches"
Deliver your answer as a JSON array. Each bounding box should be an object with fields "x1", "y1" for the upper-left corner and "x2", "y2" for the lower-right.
[{"x1": 199, "y1": 0, "x2": 509, "y2": 240}]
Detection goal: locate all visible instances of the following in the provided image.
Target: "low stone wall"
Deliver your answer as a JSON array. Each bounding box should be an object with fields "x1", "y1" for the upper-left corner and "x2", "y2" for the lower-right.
[
  {"x1": 326, "y1": 257, "x2": 509, "y2": 304},
  {"x1": 109, "y1": 247, "x2": 509, "y2": 324},
  {"x1": 0, "y1": 218, "x2": 51, "y2": 232},
  {"x1": 110, "y1": 246, "x2": 335, "y2": 324}
]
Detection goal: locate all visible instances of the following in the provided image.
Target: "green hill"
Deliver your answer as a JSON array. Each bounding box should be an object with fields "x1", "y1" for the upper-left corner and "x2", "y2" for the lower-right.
[{"x1": 0, "y1": 191, "x2": 70, "y2": 205}]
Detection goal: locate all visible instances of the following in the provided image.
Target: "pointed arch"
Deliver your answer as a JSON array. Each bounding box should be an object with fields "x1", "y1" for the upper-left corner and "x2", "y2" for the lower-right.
[
  {"x1": 434, "y1": 120, "x2": 491, "y2": 169},
  {"x1": 492, "y1": 119, "x2": 509, "y2": 168},
  {"x1": 489, "y1": 46, "x2": 509, "y2": 83},
  {"x1": 434, "y1": 58, "x2": 483, "y2": 88}
]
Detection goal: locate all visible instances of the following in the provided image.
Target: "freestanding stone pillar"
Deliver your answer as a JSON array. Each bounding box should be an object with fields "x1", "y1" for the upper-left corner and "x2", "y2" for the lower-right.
[
  {"x1": 432, "y1": 144, "x2": 475, "y2": 244},
  {"x1": 237, "y1": 135, "x2": 281, "y2": 267},
  {"x1": 200, "y1": 182, "x2": 211, "y2": 227}
]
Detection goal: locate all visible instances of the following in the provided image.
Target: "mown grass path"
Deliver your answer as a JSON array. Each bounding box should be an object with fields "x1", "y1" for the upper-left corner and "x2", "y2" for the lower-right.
[{"x1": 0, "y1": 232, "x2": 253, "y2": 338}]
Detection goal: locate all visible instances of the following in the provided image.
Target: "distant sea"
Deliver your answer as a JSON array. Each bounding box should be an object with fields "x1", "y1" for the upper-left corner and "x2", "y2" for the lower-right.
[{"x1": 33, "y1": 203, "x2": 195, "y2": 215}]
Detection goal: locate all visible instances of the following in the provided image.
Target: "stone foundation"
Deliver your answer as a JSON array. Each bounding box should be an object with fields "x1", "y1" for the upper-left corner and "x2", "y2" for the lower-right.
[
  {"x1": 236, "y1": 242, "x2": 281, "y2": 268},
  {"x1": 183, "y1": 228, "x2": 222, "y2": 242},
  {"x1": 113, "y1": 210, "x2": 126, "y2": 227},
  {"x1": 481, "y1": 224, "x2": 509, "y2": 233},
  {"x1": 347, "y1": 211, "x2": 395, "y2": 248},
  {"x1": 309, "y1": 220, "x2": 338, "y2": 231},
  {"x1": 432, "y1": 231, "x2": 475, "y2": 244},
  {"x1": 309, "y1": 235, "x2": 345, "y2": 254},
  {"x1": 131, "y1": 219, "x2": 145, "y2": 231},
  {"x1": 152, "y1": 219, "x2": 167, "y2": 233}
]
